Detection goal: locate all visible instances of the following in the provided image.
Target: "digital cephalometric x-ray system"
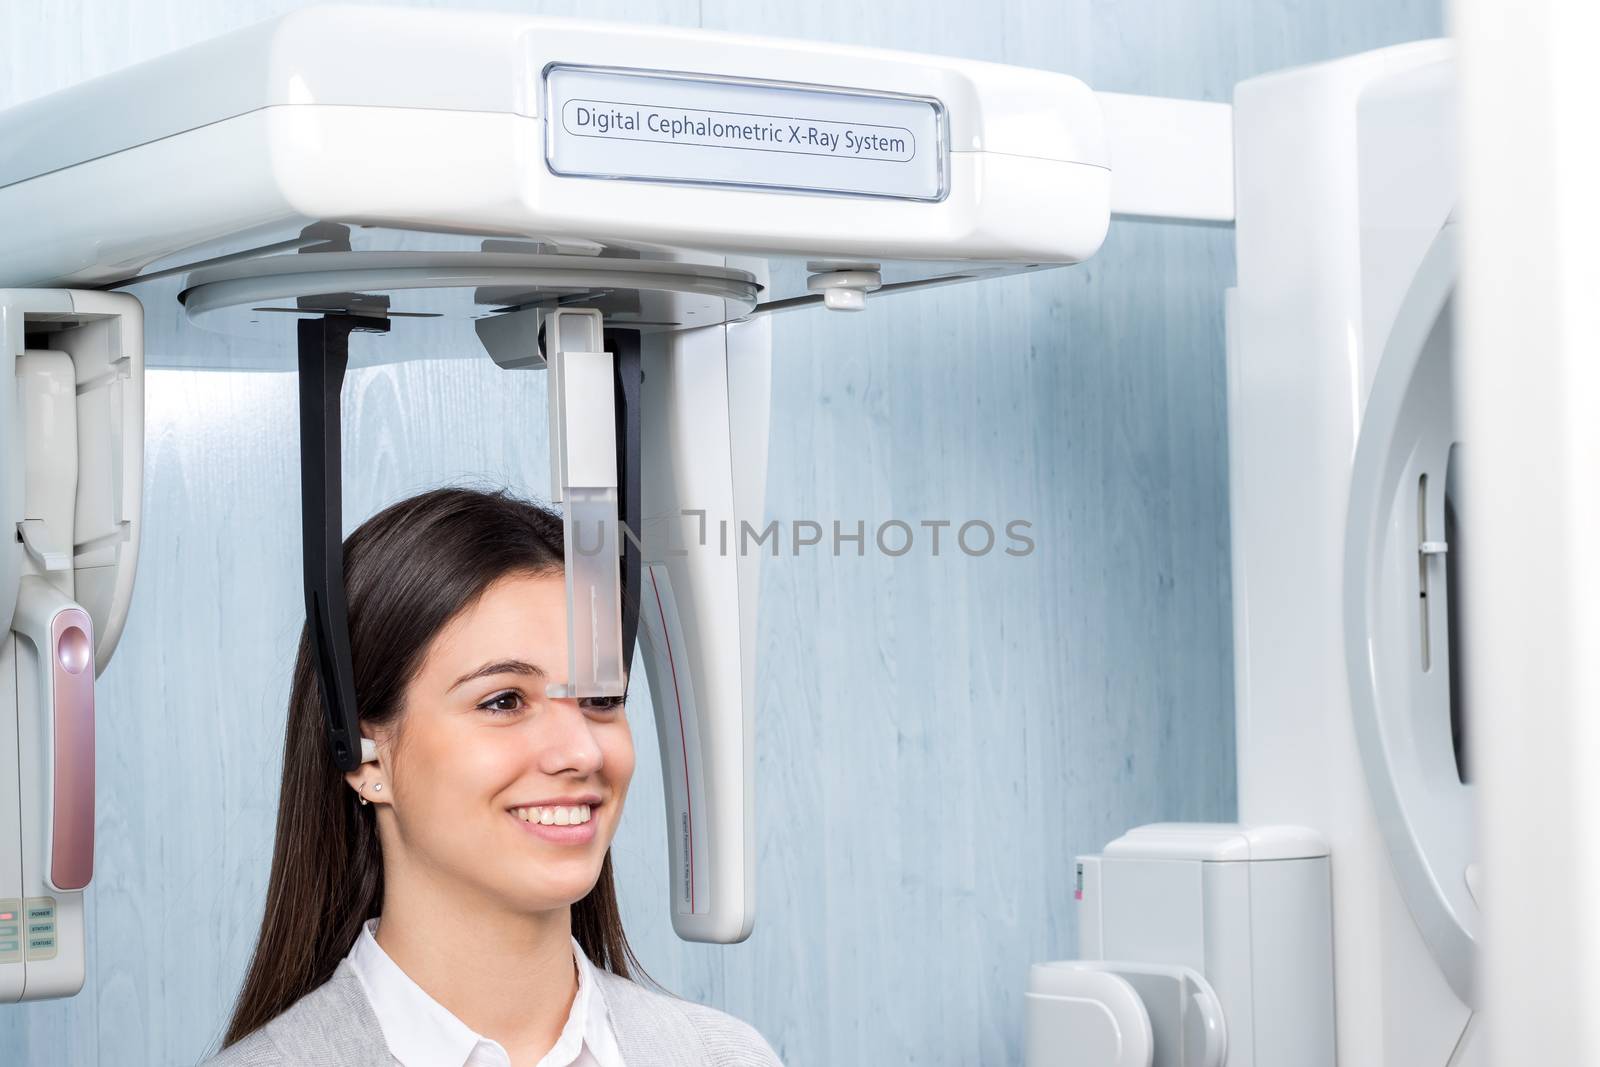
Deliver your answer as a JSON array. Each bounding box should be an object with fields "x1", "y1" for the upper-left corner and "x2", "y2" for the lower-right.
[{"x1": 0, "y1": 7, "x2": 1481, "y2": 1066}]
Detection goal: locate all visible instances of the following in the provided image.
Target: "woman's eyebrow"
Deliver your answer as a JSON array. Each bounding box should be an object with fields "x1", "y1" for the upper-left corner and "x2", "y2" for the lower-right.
[{"x1": 449, "y1": 659, "x2": 547, "y2": 691}]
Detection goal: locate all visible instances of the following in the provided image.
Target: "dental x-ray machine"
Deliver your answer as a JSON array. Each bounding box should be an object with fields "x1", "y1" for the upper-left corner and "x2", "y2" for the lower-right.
[
  {"x1": 0, "y1": 10, "x2": 1483, "y2": 1067},
  {"x1": 0, "y1": 4, "x2": 1121, "y2": 1002}
]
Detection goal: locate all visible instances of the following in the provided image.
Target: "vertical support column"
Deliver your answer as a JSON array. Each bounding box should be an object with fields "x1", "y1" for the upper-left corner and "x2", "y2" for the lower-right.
[{"x1": 635, "y1": 312, "x2": 771, "y2": 944}]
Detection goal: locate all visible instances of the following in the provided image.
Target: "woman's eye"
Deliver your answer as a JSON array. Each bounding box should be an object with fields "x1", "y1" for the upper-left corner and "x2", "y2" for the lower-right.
[
  {"x1": 579, "y1": 694, "x2": 626, "y2": 712},
  {"x1": 478, "y1": 691, "x2": 525, "y2": 715}
]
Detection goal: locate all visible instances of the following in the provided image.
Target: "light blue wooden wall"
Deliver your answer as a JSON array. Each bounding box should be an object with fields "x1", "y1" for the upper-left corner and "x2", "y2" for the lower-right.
[{"x1": 1, "y1": 1, "x2": 1442, "y2": 1063}]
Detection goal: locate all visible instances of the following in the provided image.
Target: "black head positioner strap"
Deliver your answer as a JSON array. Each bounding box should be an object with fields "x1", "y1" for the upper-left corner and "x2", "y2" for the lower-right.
[{"x1": 297, "y1": 314, "x2": 390, "y2": 772}]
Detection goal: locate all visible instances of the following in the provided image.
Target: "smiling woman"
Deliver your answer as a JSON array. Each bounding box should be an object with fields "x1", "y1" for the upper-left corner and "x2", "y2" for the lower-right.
[{"x1": 205, "y1": 488, "x2": 781, "y2": 1067}]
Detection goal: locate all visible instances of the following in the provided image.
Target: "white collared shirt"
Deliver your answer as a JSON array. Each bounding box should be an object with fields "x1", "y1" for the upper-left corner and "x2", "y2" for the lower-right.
[{"x1": 345, "y1": 918, "x2": 627, "y2": 1067}]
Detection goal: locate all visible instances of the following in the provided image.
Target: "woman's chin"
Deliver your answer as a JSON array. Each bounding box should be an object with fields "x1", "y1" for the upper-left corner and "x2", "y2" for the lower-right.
[
  {"x1": 499, "y1": 885, "x2": 602, "y2": 913},
  {"x1": 498, "y1": 858, "x2": 606, "y2": 905}
]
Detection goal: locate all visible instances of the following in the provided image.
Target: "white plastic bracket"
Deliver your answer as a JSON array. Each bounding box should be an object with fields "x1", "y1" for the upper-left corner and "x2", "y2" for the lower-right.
[
  {"x1": 1096, "y1": 93, "x2": 1235, "y2": 223},
  {"x1": 806, "y1": 268, "x2": 882, "y2": 312},
  {"x1": 17, "y1": 520, "x2": 69, "y2": 572}
]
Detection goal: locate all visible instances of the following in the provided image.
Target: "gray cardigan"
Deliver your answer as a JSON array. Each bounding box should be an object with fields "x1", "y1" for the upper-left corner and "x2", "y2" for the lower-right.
[{"x1": 203, "y1": 959, "x2": 783, "y2": 1066}]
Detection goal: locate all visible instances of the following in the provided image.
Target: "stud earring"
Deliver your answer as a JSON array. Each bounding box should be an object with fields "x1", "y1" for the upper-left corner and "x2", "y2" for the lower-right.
[{"x1": 373, "y1": 782, "x2": 382, "y2": 793}]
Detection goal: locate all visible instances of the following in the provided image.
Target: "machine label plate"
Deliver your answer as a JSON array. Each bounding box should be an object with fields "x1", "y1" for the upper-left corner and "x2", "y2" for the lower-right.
[{"x1": 545, "y1": 65, "x2": 946, "y2": 201}]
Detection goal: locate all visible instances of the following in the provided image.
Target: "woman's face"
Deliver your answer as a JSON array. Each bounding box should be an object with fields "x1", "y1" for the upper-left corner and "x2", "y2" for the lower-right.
[{"x1": 357, "y1": 570, "x2": 635, "y2": 913}]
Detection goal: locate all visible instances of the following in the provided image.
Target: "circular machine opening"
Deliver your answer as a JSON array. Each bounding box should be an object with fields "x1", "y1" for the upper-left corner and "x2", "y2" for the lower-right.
[{"x1": 1343, "y1": 221, "x2": 1479, "y2": 1007}]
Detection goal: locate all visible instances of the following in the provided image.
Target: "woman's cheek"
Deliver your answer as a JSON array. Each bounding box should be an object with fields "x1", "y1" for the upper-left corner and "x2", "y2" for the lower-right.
[
  {"x1": 606, "y1": 720, "x2": 636, "y2": 780},
  {"x1": 415, "y1": 718, "x2": 509, "y2": 801},
  {"x1": 453, "y1": 714, "x2": 518, "y2": 766}
]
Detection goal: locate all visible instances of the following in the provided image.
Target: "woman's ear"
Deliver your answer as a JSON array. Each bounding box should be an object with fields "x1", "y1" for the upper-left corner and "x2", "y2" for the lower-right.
[{"x1": 344, "y1": 734, "x2": 389, "y2": 806}]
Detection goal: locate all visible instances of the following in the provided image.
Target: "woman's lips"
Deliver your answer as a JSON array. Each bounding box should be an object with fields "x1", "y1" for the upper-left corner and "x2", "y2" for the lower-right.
[{"x1": 509, "y1": 809, "x2": 597, "y2": 845}]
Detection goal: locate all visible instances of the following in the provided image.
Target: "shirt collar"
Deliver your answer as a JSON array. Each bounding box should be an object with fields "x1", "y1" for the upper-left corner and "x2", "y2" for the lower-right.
[{"x1": 345, "y1": 917, "x2": 613, "y2": 1067}]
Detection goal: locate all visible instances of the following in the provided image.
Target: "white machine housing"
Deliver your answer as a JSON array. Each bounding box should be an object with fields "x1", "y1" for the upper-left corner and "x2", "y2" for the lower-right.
[{"x1": 0, "y1": 5, "x2": 1111, "y2": 296}]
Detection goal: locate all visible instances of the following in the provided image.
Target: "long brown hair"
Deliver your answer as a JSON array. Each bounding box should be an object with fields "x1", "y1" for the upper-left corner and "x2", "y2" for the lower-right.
[{"x1": 224, "y1": 487, "x2": 649, "y2": 1047}]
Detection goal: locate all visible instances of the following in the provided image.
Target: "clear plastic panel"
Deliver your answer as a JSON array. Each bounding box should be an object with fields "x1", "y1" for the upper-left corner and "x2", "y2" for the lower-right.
[{"x1": 550, "y1": 485, "x2": 625, "y2": 698}]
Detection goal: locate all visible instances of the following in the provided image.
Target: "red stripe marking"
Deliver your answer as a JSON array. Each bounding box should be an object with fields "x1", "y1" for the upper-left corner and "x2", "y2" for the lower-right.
[{"x1": 648, "y1": 567, "x2": 695, "y2": 913}]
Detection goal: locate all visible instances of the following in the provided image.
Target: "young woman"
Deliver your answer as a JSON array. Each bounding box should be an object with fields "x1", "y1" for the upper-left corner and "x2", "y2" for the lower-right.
[{"x1": 207, "y1": 488, "x2": 782, "y2": 1066}]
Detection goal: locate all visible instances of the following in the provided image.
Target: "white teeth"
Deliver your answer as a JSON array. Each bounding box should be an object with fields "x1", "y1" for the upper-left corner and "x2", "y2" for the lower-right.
[{"x1": 512, "y1": 804, "x2": 593, "y2": 826}]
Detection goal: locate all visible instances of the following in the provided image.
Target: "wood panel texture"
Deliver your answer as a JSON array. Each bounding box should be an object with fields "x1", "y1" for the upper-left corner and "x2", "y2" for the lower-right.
[{"x1": 1, "y1": 0, "x2": 1442, "y2": 1063}]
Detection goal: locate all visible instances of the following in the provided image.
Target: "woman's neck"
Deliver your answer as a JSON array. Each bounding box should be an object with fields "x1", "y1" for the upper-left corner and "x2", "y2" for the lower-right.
[{"x1": 374, "y1": 865, "x2": 578, "y2": 1064}]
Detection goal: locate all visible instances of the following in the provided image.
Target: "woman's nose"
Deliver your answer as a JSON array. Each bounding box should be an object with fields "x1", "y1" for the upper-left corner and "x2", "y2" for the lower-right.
[{"x1": 534, "y1": 702, "x2": 606, "y2": 776}]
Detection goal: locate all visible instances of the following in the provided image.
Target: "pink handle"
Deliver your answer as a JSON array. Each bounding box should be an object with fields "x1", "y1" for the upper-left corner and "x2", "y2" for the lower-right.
[{"x1": 49, "y1": 609, "x2": 94, "y2": 892}]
